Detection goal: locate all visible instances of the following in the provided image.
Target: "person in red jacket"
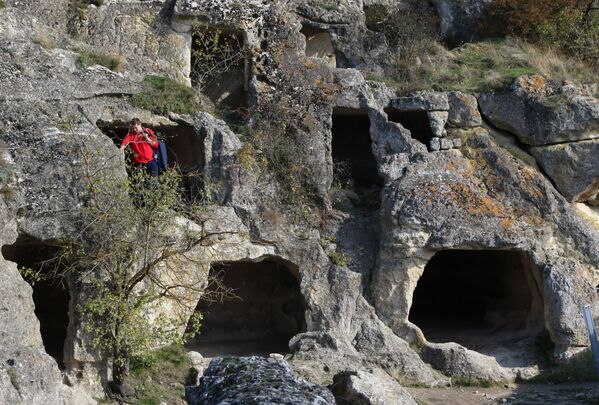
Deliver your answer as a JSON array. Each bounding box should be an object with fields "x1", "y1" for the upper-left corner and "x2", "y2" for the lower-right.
[{"x1": 120, "y1": 118, "x2": 159, "y2": 177}]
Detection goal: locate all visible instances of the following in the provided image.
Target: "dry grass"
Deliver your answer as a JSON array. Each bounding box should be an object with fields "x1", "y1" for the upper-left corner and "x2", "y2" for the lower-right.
[
  {"x1": 33, "y1": 33, "x2": 56, "y2": 50},
  {"x1": 371, "y1": 38, "x2": 596, "y2": 94},
  {"x1": 75, "y1": 47, "x2": 123, "y2": 72}
]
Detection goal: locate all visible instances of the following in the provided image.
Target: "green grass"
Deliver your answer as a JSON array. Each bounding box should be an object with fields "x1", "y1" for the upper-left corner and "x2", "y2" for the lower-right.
[
  {"x1": 75, "y1": 47, "x2": 123, "y2": 71},
  {"x1": 129, "y1": 345, "x2": 192, "y2": 405},
  {"x1": 529, "y1": 349, "x2": 599, "y2": 384},
  {"x1": 130, "y1": 75, "x2": 199, "y2": 116}
]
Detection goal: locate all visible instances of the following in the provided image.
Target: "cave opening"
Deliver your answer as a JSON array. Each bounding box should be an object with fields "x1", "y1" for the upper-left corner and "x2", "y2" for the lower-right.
[
  {"x1": 191, "y1": 26, "x2": 248, "y2": 111},
  {"x1": 300, "y1": 24, "x2": 337, "y2": 68},
  {"x1": 186, "y1": 258, "x2": 307, "y2": 356},
  {"x1": 331, "y1": 108, "x2": 383, "y2": 207},
  {"x1": 409, "y1": 250, "x2": 546, "y2": 360},
  {"x1": 385, "y1": 108, "x2": 434, "y2": 148},
  {"x1": 98, "y1": 123, "x2": 205, "y2": 201},
  {"x1": 2, "y1": 241, "x2": 69, "y2": 369}
]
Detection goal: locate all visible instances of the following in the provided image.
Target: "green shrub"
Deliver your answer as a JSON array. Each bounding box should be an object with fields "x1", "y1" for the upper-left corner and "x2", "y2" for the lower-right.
[
  {"x1": 536, "y1": 7, "x2": 599, "y2": 70},
  {"x1": 75, "y1": 47, "x2": 123, "y2": 71},
  {"x1": 129, "y1": 345, "x2": 191, "y2": 405},
  {"x1": 481, "y1": 0, "x2": 599, "y2": 70},
  {"x1": 0, "y1": 1, "x2": 6, "y2": 9},
  {"x1": 130, "y1": 75, "x2": 199, "y2": 116},
  {"x1": 531, "y1": 348, "x2": 599, "y2": 383},
  {"x1": 329, "y1": 250, "x2": 352, "y2": 266}
]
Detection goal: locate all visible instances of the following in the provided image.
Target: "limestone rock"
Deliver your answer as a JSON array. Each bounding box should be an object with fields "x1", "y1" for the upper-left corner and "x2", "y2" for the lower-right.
[
  {"x1": 427, "y1": 111, "x2": 449, "y2": 138},
  {"x1": 389, "y1": 92, "x2": 449, "y2": 112},
  {"x1": 422, "y1": 343, "x2": 513, "y2": 382},
  {"x1": 531, "y1": 140, "x2": 599, "y2": 204},
  {"x1": 185, "y1": 356, "x2": 336, "y2": 405},
  {"x1": 478, "y1": 77, "x2": 599, "y2": 146},
  {"x1": 331, "y1": 369, "x2": 418, "y2": 405},
  {"x1": 448, "y1": 91, "x2": 482, "y2": 128}
]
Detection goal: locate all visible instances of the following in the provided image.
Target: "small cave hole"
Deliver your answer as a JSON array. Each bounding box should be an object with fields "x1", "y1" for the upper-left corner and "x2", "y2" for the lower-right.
[
  {"x1": 409, "y1": 250, "x2": 546, "y2": 363},
  {"x1": 97, "y1": 123, "x2": 205, "y2": 201},
  {"x1": 385, "y1": 108, "x2": 434, "y2": 148},
  {"x1": 191, "y1": 26, "x2": 248, "y2": 111},
  {"x1": 2, "y1": 241, "x2": 69, "y2": 369},
  {"x1": 186, "y1": 258, "x2": 308, "y2": 356},
  {"x1": 300, "y1": 24, "x2": 337, "y2": 68},
  {"x1": 331, "y1": 108, "x2": 383, "y2": 207}
]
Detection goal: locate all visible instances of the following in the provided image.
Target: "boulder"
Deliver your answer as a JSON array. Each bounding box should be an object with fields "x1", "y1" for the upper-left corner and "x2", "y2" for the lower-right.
[
  {"x1": 447, "y1": 91, "x2": 482, "y2": 128},
  {"x1": 422, "y1": 343, "x2": 513, "y2": 382},
  {"x1": 479, "y1": 77, "x2": 599, "y2": 146},
  {"x1": 185, "y1": 356, "x2": 336, "y2": 405},
  {"x1": 531, "y1": 140, "x2": 599, "y2": 204},
  {"x1": 331, "y1": 369, "x2": 418, "y2": 405}
]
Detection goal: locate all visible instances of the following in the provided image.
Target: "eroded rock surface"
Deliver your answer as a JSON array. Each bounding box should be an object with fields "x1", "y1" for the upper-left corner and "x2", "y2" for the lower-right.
[
  {"x1": 0, "y1": 0, "x2": 598, "y2": 403},
  {"x1": 185, "y1": 357, "x2": 336, "y2": 405}
]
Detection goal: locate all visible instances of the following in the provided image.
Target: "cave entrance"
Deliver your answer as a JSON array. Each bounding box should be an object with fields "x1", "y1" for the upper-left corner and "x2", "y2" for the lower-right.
[
  {"x1": 191, "y1": 26, "x2": 248, "y2": 111},
  {"x1": 98, "y1": 123, "x2": 205, "y2": 201},
  {"x1": 2, "y1": 241, "x2": 69, "y2": 369},
  {"x1": 331, "y1": 108, "x2": 383, "y2": 207},
  {"x1": 409, "y1": 250, "x2": 546, "y2": 365},
  {"x1": 186, "y1": 258, "x2": 307, "y2": 357},
  {"x1": 385, "y1": 108, "x2": 434, "y2": 148},
  {"x1": 301, "y1": 24, "x2": 337, "y2": 68}
]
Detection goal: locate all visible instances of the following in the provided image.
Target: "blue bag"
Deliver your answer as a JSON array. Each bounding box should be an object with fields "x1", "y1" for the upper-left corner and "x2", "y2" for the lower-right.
[{"x1": 153, "y1": 141, "x2": 169, "y2": 174}]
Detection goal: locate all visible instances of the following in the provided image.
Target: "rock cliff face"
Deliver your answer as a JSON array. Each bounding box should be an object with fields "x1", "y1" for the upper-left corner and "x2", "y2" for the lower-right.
[{"x1": 0, "y1": 0, "x2": 598, "y2": 403}]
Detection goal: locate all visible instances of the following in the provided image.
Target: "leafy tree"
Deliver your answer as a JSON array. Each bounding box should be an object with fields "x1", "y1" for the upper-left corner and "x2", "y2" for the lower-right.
[{"x1": 53, "y1": 148, "x2": 233, "y2": 397}]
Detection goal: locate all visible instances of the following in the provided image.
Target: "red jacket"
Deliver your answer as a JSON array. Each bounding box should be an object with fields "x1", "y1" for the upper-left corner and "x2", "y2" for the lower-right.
[{"x1": 121, "y1": 128, "x2": 159, "y2": 163}]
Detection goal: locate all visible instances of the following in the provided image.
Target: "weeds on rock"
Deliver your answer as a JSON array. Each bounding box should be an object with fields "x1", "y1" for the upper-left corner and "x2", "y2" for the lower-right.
[
  {"x1": 75, "y1": 47, "x2": 123, "y2": 72},
  {"x1": 33, "y1": 33, "x2": 56, "y2": 50},
  {"x1": 130, "y1": 75, "x2": 199, "y2": 116},
  {"x1": 531, "y1": 349, "x2": 599, "y2": 384},
  {"x1": 329, "y1": 249, "x2": 352, "y2": 267}
]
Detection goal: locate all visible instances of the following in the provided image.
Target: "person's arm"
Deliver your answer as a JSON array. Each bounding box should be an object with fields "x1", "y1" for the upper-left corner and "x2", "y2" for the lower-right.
[
  {"x1": 143, "y1": 128, "x2": 159, "y2": 149},
  {"x1": 120, "y1": 133, "x2": 132, "y2": 150}
]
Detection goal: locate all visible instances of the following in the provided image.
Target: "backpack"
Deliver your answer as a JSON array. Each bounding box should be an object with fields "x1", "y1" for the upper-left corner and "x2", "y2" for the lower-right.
[{"x1": 153, "y1": 141, "x2": 169, "y2": 174}]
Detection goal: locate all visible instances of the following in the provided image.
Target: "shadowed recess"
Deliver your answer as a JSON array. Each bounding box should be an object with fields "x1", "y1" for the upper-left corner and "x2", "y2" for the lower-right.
[
  {"x1": 97, "y1": 123, "x2": 205, "y2": 201},
  {"x1": 332, "y1": 109, "x2": 383, "y2": 191},
  {"x1": 186, "y1": 258, "x2": 307, "y2": 356},
  {"x1": 2, "y1": 241, "x2": 69, "y2": 369},
  {"x1": 385, "y1": 108, "x2": 434, "y2": 147}
]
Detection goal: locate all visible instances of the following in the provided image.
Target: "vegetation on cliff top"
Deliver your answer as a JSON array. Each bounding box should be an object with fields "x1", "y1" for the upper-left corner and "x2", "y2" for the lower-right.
[
  {"x1": 131, "y1": 75, "x2": 199, "y2": 116},
  {"x1": 368, "y1": 0, "x2": 597, "y2": 93}
]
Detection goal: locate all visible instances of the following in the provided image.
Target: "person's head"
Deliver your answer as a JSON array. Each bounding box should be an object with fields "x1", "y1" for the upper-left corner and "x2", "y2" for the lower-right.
[{"x1": 130, "y1": 118, "x2": 142, "y2": 134}]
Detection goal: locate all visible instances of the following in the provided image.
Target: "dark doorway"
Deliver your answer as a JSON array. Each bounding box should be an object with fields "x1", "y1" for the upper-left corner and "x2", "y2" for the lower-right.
[
  {"x1": 98, "y1": 123, "x2": 205, "y2": 200},
  {"x1": 409, "y1": 250, "x2": 545, "y2": 350},
  {"x1": 186, "y1": 258, "x2": 307, "y2": 356},
  {"x1": 385, "y1": 108, "x2": 434, "y2": 148},
  {"x1": 191, "y1": 27, "x2": 247, "y2": 110},
  {"x1": 2, "y1": 241, "x2": 69, "y2": 369},
  {"x1": 331, "y1": 109, "x2": 383, "y2": 189}
]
